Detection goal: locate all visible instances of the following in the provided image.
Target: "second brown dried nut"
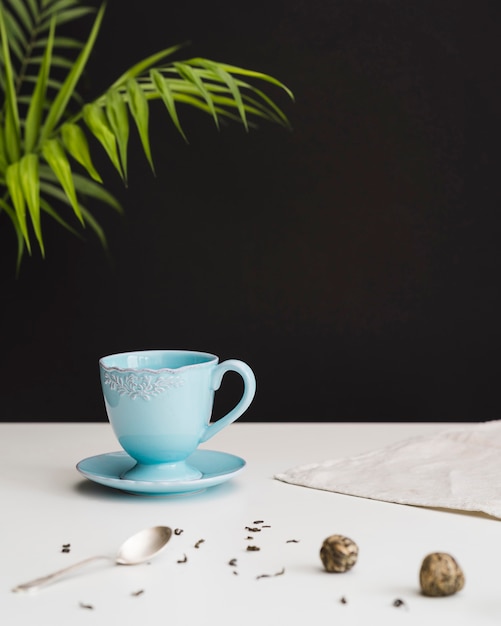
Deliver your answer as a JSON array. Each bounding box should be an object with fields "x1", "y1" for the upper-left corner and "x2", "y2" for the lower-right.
[
  {"x1": 419, "y1": 552, "x2": 465, "y2": 597},
  {"x1": 320, "y1": 535, "x2": 358, "y2": 573}
]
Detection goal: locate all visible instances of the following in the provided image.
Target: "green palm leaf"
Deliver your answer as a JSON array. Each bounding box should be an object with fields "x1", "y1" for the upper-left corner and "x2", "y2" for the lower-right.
[
  {"x1": 6, "y1": 0, "x2": 32, "y2": 33},
  {"x1": 126, "y1": 78, "x2": 154, "y2": 173},
  {"x1": 174, "y1": 61, "x2": 218, "y2": 127},
  {"x1": 40, "y1": 4, "x2": 94, "y2": 28},
  {"x1": 5, "y1": 161, "x2": 29, "y2": 251},
  {"x1": 194, "y1": 60, "x2": 294, "y2": 101},
  {"x1": 61, "y1": 122, "x2": 102, "y2": 182},
  {"x1": 105, "y1": 89, "x2": 129, "y2": 182},
  {"x1": 150, "y1": 68, "x2": 188, "y2": 142},
  {"x1": 41, "y1": 137, "x2": 82, "y2": 223},
  {"x1": 82, "y1": 102, "x2": 123, "y2": 179},
  {"x1": 33, "y1": 36, "x2": 84, "y2": 50},
  {"x1": 18, "y1": 152, "x2": 43, "y2": 253},
  {"x1": 0, "y1": 7, "x2": 21, "y2": 162},
  {"x1": 195, "y1": 60, "x2": 249, "y2": 130},
  {"x1": 0, "y1": 4, "x2": 28, "y2": 69}
]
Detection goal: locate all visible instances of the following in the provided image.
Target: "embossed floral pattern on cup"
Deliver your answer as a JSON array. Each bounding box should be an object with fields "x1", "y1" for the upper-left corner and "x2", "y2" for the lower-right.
[{"x1": 103, "y1": 372, "x2": 184, "y2": 400}]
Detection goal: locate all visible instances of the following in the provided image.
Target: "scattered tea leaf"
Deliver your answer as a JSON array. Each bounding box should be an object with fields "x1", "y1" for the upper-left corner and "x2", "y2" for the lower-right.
[
  {"x1": 340, "y1": 596, "x2": 348, "y2": 605},
  {"x1": 194, "y1": 539, "x2": 205, "y2": 549},
  {"x1": 228, "y1": 559, "x2": 237, "y2": 567},
  {"x1": 253, "y1": 520, "x2": 264, "y2": 524},
  {"x1": 256, "y1": 567, "x2": 285, "y2": 580},
  {"x1": 177, "y1": 554, "x2": 188, "y2": 563},
  {"x1": 245, "y1": 527, "x2": 261, "y2": 532},
  {"x1": 286, "y1": 539, "x2": 299, "y2": 543},
  {"x1": 79, "y1": 602, "x2": 94, "y2": 610},
  {"x1": 246, "y1": 545, "x2": 260, "y2": 552},
  {"x1": 393, "y1": 598, "x2": 406, "y2": 608},
  {"x1": 131, "y1": 590, "x2": 145, "y2": 597},
  {"x1": 174, "y1": 528, "x2": 184, "y2": 536}
]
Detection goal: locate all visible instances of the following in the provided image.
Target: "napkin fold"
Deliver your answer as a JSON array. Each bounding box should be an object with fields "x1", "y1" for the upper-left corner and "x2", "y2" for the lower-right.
[{"x1": 275, "y1": 421, "x2": 501, "y2": 519}]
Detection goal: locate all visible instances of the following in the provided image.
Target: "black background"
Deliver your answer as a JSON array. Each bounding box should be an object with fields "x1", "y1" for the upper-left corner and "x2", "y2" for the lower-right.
[{"x1": 1, "y1": 0, "x2": 499, "y2": 422}]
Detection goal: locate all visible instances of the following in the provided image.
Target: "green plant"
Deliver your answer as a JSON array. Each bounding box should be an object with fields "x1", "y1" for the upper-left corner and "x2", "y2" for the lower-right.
[{"x1": 0, "y1": 0, "x2": 293, "y2": 269}]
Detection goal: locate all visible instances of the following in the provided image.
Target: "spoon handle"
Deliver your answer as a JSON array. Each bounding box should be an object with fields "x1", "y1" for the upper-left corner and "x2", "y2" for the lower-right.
[{"x1": 12, "y1": 555, "x2": 110, "y2": 592}]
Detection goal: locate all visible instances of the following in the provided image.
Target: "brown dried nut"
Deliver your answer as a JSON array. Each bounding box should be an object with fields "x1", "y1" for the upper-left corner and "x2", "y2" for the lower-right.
[
  {"x1": 320, "y1": 535, "x2": 358, "y2": 573},
  {"x1": 419, "y1": 552, "x2": 465, "y2": 597}
]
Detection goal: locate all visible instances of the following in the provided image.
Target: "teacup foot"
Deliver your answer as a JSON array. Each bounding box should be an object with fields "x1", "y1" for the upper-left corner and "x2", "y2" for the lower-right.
[{"x1": 120, "y1": 460, "x2": 203, "y2": 482}]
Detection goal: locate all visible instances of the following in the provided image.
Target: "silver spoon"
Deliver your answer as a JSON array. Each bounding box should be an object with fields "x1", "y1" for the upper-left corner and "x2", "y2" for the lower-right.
[{"x1": 12, "y1": 525, "x2": 172, "y2": 593}]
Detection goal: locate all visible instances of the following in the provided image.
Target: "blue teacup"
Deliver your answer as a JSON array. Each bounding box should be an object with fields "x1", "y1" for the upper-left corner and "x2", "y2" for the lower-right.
[{"x1": 99, "y1": 350, "x2": 256, "y2": 481}]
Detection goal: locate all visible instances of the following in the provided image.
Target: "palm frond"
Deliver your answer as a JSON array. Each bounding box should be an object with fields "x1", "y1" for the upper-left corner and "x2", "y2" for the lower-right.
[{"x1": 0, "y1": 0, "x2": 293, "y2": 270}]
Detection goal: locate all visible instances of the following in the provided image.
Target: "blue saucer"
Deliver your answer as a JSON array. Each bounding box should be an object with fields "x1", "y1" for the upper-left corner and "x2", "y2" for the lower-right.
[{"x1": 76, "y1": 449, "x2": 246, "y2": 496}]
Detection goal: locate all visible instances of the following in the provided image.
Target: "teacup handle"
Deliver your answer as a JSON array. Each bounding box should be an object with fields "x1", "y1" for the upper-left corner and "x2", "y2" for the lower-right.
[{"x1": 200, "y1": 359, "x2": 256, "y2": 442}]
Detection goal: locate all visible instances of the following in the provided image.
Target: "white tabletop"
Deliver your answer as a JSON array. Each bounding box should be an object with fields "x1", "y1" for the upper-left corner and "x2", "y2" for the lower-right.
[{"x1": 1, "y1": 422, "x2": 500, "y2": 625}]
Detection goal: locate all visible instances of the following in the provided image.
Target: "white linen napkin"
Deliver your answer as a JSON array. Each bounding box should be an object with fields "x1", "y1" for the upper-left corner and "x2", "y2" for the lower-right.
[{"x1": 275, "y1": 421, "x2": 501, "y2": 518}]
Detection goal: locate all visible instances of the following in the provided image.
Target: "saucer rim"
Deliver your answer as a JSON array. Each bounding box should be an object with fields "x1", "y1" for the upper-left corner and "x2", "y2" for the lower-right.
[{"x1": 76, "y1": 449, "x2": 246, "y2": 495}]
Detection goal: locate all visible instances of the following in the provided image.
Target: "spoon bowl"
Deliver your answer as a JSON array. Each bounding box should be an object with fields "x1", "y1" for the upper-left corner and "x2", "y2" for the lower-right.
[
  {"x1": 116, "y1": 526, "x2": 172, "y2": 565},
  {"x1": 12, "y1": 525, "x2": 172, "y2": 592}
]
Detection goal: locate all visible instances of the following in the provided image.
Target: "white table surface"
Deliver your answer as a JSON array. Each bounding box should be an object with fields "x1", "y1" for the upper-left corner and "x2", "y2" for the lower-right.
[{"x1": 1, "y1": 421, "x2": 500, "y2": 625}]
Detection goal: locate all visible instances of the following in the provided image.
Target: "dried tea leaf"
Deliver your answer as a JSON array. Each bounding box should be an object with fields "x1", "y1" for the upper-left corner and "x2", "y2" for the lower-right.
[{"x1": 256, "y1": 567, "x2": 285, "y2": 580}]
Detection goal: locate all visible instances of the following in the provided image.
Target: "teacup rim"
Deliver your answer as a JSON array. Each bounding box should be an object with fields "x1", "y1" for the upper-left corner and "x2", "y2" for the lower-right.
[{"x1": 99, "y1": 349, "x2": 218, "y2": 373}]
